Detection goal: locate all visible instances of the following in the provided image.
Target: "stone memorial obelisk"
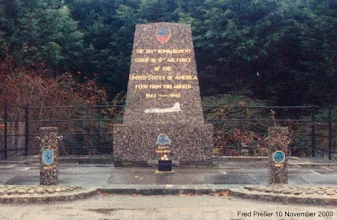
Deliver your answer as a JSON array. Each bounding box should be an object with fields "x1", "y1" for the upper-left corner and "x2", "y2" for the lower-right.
[{"x1": 113, "y1": 23, "x2": 213, "y2": 166}]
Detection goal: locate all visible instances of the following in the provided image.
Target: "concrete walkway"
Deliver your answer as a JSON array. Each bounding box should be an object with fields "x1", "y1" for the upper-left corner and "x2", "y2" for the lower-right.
[{"x1": 0, "y1": 156, "x2": 337, "y2": 204}]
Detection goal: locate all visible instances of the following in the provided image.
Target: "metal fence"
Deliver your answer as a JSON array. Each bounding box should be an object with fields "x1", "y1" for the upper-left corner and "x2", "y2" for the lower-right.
[
  {"x1": 0, "y1": 102, "x2": 336, "y2": 160},
  {"x1": 0, "y1": 103, "x2": 27, "y2": 159},
  {"x1": 204, "y1": 105, "x2": 337, "y2": 158}
]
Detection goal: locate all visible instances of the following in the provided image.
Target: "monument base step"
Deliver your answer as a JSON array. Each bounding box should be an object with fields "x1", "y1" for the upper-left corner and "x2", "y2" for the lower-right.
[
  {"x1": 155, "y1": 170, "x2": 175, "y2": 174},
  {"x1": 113, "y1": 124, "x2": 213, "y2": 163}
]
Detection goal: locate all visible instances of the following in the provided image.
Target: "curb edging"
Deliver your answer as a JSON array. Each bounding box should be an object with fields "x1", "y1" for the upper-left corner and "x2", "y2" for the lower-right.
[
  {"x1": 1, "y1": 185, "x2": 337, "y2": 205},
  {"x1": 0, "y1": 188, "x2": 97, "y2": 204},
  {"x1": 229, "y1": 189, "x2": 337, "y2": 205},
  {"x1": 98, "y1": 187, "x2": 228, "y2": 195}
]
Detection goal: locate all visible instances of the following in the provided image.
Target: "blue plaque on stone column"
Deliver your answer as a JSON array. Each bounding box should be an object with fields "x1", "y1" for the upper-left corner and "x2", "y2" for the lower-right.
[
  {"x1": 42, "y1": 149, "x2": 54, "y2": 166},
  {"x1": 273, "y1": 151, "x2": 285, "y2": 163}
]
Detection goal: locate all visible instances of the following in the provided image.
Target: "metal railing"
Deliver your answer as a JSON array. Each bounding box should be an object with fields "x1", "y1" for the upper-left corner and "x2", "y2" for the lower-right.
[{"x1": 0, "y1": 102, "x2": 336, "y2": 159}]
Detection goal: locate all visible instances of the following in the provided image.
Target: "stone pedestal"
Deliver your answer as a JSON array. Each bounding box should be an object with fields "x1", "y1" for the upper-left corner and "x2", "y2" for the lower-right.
[
  {"x1": 267, "y1": 126, "x2": 290, "y2": 184},
  {"x1": 38, "y1": 127, "x2": 61, "y2": 185}
]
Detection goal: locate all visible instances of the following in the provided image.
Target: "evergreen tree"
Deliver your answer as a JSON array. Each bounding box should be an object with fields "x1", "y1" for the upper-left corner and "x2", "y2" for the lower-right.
[
  {"x1": 1, "y1": 0, "x2": 337, "y2": 105},
  {"x1": 1, "y1": 0, "x2": 83, "y2": 73}
]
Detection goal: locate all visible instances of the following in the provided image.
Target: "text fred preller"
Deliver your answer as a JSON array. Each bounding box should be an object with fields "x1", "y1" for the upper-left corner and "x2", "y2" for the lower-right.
[{"x1": 237, "y1": 210, "x2": 327, "y2": 218}]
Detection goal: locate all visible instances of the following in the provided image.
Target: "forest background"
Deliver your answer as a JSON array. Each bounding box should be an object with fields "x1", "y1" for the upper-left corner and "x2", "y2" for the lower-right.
[{"x1": 1, "y1": 0, "x2": 337, "y2": 106}]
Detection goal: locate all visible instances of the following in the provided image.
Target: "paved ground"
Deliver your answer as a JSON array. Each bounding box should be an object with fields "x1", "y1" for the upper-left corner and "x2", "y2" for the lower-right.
[
  {"x1": 1, "y1": 156, "x2": 337, "y2": 206},
  {"x1": 0, "y1": 194, "x2": 336, "y2": 220},
  {"x1": 1, "y1": 156, "x2": 337, "y2": 186}
]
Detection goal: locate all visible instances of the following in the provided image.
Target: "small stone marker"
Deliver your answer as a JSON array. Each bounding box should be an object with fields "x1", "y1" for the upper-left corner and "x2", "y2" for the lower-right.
[
  {"x1": 37, "y1": 127, "x2": 62, "y2": 185},
  {"x1": 266, "y1": 126, "x2": 290, "y2": 184},
  {"x1": 155, "y1": 134, "x2": 173, "y2": 172},
  {"x1": 157, "y1": 160, "x2": 172, "y2": 172},
  {"x1": 113, "y1": 22, "x2": 213, "y2": 166}
]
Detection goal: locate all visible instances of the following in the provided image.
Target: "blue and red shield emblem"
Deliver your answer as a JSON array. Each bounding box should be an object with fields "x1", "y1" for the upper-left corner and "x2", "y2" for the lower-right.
[{"x1": 156, "y1": 28, "x2": 171, "y2": 44}]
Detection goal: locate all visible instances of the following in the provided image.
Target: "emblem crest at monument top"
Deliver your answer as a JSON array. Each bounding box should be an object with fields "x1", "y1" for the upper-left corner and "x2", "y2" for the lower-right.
[{"x1": 156, "y1": 28, "x2": 171, "y2": 44}]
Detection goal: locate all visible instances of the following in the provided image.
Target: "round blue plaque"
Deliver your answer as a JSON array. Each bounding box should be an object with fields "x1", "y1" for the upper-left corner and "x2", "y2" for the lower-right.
[
  {"x1": 273, "y1": 151, "x2": 285, "y2": 163},
  {"x1": 42, "y1": 149, "x2": 54, "y2": 166}
]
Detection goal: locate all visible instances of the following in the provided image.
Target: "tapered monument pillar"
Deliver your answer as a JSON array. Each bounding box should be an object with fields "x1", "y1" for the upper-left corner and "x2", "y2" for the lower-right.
[{"x1": 113, "y1": 23, "x2": 213, "y2": 166}]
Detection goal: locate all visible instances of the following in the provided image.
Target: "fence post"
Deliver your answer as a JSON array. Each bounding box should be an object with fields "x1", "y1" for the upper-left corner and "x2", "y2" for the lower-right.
[
  {"x1": 311, "y1": 105, "x2": 316, "y2": 157},
  {"x1": 97, "y1": 119, "x2": 100, "y2": 153},
  {"x1": 4, "y1": 102, "x2": 8, "y2": 160},
  {"x1": 24, "y1": 104, "x2": 29, "y2": 156},
  {"x1": 328, "y1": 106, "x2": 332, "y2": 160}
]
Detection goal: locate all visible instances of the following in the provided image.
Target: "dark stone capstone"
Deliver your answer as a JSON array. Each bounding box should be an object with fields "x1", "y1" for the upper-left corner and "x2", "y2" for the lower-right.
[{"x1": 158, "y1": 160, "x2": 172, "y2": 171}]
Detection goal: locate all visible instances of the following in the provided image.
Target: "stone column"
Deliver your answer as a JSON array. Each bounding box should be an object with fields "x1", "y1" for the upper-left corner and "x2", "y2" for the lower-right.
[
  {"x1": 266, "y1": 126, "x2": 290, "y2": 184},
  {"x1": 38, "y1": 127, "x2": 62, "y2": 185}
]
